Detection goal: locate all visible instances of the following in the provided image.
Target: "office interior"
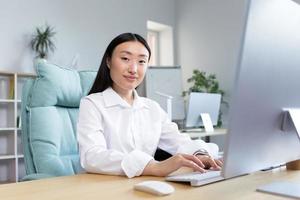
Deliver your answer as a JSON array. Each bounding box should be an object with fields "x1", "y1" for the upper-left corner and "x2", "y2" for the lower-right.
[
  {"x1": 1, "y1": 0, "x2": 300, "y2": 199},
  {"x1": 0, "y1": 0, "x2": 248, "y2": 159}
]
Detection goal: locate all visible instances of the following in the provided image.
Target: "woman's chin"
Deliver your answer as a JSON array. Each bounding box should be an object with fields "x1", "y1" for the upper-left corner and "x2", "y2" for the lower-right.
[
  {"x1": 120, "y1": 84, "x2": 137, "y2": 91},
  {"x1": 113, "y1": 81, "x2": 140, "y2": 92}
]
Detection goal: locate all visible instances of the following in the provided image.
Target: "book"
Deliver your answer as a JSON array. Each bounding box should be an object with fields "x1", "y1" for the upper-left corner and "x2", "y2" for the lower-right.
[
  {"x1": 17, "y1": 116, "x2": 21, "y2": 128},
  {"x1": 8, "y1": 77, "x2": 14, "y2": 99}
]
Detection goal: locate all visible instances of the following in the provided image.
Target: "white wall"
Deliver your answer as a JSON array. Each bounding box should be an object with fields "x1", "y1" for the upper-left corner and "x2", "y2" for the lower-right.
[
  {"x1": 2, "y1": 0, "x2": 299, "y2": 110},
  {"x1": 175, "y1": 0, "x2": 248, "y2": 94},
  {"x1": 175, "y1": 0, "x2": 249, "y2": 126},
  {"x1": 0, "y1": 0, "x2": 175, "y2": 73},
  {"x1": 175, "y1": 0, "x2": 300, "y2": 149},
  {"x1": 175, "y1": 0, "x2": 300, "y2": 124}
]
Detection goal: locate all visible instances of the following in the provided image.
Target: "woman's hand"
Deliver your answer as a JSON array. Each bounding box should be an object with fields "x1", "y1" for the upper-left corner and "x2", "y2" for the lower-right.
[
  {"x1": 196, "y1": 154, "x2": 223, "y2": 170},
  {"x1": 142, "y1": 153, "x2": 222, "y2": 177}
]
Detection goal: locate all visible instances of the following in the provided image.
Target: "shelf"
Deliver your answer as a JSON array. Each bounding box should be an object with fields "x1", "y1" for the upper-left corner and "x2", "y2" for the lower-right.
[
  {"x1": 17, "y1": 73, "x2": 36, "y2": 77},
  {"x1": 0, "y1": 71, "x2": 35, "y2": 77},
  {"x1": 0, "y1": 155, "x2": 15, "y2": 160},
  {"x1": 17, "y1": 155, "x2": 24, "y2": 159},
  {"x1": 0, "y1": 71, "x2": 14, "y2": 76},
  {"x1": 0, "y1": 128, "x2": 15, "y2": 131},
  {"x1": 0, "y1": 102, "x2": 14, "y2": 128},
  {"x1": 0, "y1": 99, "x2": 21, "y2": 103},
  {"x1": 0, "y1": 71, "x2": 34, "y2": 183},
  {"x1": 0, "y1": 99, "x2": 15, "y2": 103}
]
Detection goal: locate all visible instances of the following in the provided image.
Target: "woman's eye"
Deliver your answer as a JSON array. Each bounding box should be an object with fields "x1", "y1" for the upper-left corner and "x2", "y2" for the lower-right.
[
  {"x1": 121, "y1": 57, "x2": 129, "y2": 61},
  {"x1": 139, "y1": 60, "x2": 146, "y2": 64}
]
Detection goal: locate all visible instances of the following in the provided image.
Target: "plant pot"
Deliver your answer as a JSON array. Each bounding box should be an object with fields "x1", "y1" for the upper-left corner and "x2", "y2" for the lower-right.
[{"x1": 33, "y1": 58, "x2": 47, "y2": 72}]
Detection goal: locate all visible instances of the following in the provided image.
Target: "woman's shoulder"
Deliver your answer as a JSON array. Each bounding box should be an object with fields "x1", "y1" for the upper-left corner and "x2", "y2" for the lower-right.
[
  {"x1": 84, "y1": 92, "x2": 104, "y2": 100},
  {"x1": 80, "y1": 92, "x2": 105, "y2": 107},
  {"x1": 138, "y1": 96, "x2": 161, "y2": 109}
]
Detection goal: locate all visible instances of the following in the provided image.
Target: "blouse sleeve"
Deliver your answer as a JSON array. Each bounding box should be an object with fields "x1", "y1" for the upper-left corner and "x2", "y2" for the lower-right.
[
  {"x1": 77, "y1": 98, "x2": 153, "y2": 178},
  {"x1": 156, "y1": 104, "x2": 219, "y2": 158}
]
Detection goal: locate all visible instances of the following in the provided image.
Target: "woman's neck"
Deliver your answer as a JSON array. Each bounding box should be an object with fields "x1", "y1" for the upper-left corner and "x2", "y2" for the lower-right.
[{"x1": 112, "y1": 85, "x2": 134, "y2": 105}]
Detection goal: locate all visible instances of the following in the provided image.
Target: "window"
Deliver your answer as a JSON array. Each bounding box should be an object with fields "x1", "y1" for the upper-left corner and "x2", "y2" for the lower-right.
[
  {"x1": 147, "y1": 21, "x2": 174, "y2": 66},
  {"x1": 147, "y1": 30, "x2": 159, "y2": 66}
]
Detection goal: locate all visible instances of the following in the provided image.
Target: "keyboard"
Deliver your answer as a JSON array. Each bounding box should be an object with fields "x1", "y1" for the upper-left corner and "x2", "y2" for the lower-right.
[{"x1": 166, "y1": 170, "x2": 224, "y2": 187}]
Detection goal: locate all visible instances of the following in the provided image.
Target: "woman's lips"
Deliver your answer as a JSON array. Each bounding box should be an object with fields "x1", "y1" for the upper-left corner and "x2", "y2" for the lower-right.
[{"x1": 124, "y1": 75, "x2": 137, "y2": 81}]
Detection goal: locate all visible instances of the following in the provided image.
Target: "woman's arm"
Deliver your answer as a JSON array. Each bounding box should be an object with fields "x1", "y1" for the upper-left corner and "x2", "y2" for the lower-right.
[
  {"x1": 156, "y1": 103, "x2": 219, "y2": 157},
  {"x1": 142, "y1": 153, "x2": 222, "y2": 177},
  {"x1": 142, "y1": 154, "x2": 205, "y2": 176},
  {"x1": 146, "y1": 103, "x2": 222, "y2": 175}
]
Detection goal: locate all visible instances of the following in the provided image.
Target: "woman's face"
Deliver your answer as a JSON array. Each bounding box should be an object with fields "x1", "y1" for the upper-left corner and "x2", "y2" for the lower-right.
[{"x1": 107, "y1": 41, "x2": 149, "y2": 93}]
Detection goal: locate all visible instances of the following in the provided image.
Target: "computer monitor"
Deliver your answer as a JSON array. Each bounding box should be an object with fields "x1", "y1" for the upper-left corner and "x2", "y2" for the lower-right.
[
  {"x1": 185, "y1": 93, "x2": 221, "y2": 128},
  {"x1": 223, "y1": 0, "x2": 300, "y2": 179}
]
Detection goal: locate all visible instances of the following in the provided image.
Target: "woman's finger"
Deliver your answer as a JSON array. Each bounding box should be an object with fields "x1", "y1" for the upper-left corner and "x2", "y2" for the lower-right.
[
  {"x1": 197, "y1": 155, "x2": 220, "y2": 169},
  {"x1": 181, "y1": 159, "x2": 206, "y2": 173},
  {"x1": 207, "y1": 158, "x2": 221, "y2": 170},
  {"x1": 182, "y1": 154, "x2": 205, "y2": 168},
  {"x1": 215, "y1": 159, "x2": 223, "y2": 168}
]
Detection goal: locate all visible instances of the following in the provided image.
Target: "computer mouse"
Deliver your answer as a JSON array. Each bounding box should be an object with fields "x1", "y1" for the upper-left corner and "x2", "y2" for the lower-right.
[{"x1": 134, "y1": 180, "x2": 175, "y2": 196}]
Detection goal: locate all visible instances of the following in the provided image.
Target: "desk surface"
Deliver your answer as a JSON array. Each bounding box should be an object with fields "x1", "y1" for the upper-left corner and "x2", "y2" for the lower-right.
[
  {"x1": 1, "y1": 168, "x2": 300, "y2": 200},
  {"x1": 181, "y1": 128, "x2": 227, "y2": 138}
]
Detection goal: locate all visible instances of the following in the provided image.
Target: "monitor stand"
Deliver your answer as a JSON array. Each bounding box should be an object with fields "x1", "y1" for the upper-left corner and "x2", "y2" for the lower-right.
[
  {"x1": 199, "y1": 113, "x2": 214, "y2": 132},
  {"x1": 281, "y1": 108, "x2": 300, "y2": 139},
  {"x1": 257, "y1": 182, "x2": 300, "y2": 199},
  {"x1": 281, "y1": 109, "x2": 300, "y2": 170},
  {"x1": 257, "y1": 109, "x2": 300, "y2": 198}
]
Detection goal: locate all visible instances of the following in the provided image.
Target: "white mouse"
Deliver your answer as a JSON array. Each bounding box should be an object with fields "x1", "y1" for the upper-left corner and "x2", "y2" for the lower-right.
[{"x1": 134, "y1": 180, "x2": 175, "y2": 196}]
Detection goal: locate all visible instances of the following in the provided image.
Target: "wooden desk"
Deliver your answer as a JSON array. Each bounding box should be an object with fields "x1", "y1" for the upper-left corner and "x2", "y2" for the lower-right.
[{"x1": 1, "y1": 168, "x2": 300, "y2": 200}]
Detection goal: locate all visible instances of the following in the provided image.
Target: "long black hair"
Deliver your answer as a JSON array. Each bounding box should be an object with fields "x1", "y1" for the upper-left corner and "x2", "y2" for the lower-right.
[{"x1": 88, "y1": 33, "x2": 151, "y2": 95}]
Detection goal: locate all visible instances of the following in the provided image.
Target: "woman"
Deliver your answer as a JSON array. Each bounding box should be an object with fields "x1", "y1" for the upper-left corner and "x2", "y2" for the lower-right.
[{"x1": 77, "y1": 33, "x2": 222, "y2": 178}]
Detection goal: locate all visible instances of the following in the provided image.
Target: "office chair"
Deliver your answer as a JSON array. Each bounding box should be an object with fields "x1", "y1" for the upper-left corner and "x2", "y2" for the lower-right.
[{"x1": 21, "y1": 60, "x2": 96, "y2": 181}]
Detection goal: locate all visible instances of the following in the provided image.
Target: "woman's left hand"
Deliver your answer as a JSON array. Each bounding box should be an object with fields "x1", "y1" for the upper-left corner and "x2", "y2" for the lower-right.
[{"x1": 196, "y1": 155, "x2": 223, "y2": 170}]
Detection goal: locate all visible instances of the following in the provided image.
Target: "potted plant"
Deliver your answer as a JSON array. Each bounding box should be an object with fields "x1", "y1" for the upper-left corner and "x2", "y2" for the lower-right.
[
  {"x1": 30, "y1": 24, "x2": 56, "y2": 59},
  {"x1": 183, "y1": 69, "x2": 228, "y2": 127}
]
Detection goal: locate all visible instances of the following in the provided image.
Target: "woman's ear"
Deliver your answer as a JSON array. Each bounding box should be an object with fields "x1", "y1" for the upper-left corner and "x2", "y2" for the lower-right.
[{"x1": 106, "y1": 58, "x2": 111, "y2": 69}]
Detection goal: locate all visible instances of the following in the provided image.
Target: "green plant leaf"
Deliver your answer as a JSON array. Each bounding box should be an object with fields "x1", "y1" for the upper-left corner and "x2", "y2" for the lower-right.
[{"x1": 30, "y1": 24, "x2": 56, "y2": 58}]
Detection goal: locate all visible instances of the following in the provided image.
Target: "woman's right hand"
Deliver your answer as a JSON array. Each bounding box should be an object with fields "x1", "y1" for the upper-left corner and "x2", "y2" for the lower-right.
[{"x1": 142, "y1": 154, "x2": 209, "y2": 177}]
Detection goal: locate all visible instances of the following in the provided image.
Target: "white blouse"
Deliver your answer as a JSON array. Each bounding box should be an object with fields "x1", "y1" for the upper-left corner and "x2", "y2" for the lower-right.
[{"x1": 77, "y1": 87, "x2": 219, "y2": 178}]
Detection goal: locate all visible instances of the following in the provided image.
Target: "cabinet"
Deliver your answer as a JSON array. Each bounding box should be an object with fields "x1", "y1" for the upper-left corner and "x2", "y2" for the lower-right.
[{"x1": 0, "y1": 71, "x2": 35, "y2": 183}]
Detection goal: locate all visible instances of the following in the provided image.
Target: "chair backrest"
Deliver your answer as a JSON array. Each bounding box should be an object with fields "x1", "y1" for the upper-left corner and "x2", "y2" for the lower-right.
[{"x1": 21, "y1": 59, "x2": 97, "y2": 177}]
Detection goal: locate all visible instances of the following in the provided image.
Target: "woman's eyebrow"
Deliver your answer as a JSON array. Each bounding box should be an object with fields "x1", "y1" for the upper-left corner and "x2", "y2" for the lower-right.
[
  {"x1": 120, "y1": 51, "x2": 148, "y2": 58},
  {"x1": 139, "y1": 54, "x2": 148, "y2": 58},
  {"x1": 120, "y1": 50, "x2": 132, "y2": 55}
]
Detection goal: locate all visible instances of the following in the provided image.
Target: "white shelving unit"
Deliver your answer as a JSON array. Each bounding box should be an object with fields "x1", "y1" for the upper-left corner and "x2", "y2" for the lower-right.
[{"x1": 0, "y1": 71, "x2": 35, "y2": 184}]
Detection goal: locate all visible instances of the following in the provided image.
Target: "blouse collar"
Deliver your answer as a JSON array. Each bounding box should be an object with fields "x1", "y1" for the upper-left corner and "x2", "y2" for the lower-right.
[{"x1": 102, "y1": 87, "x2": 149, "y2": 109}]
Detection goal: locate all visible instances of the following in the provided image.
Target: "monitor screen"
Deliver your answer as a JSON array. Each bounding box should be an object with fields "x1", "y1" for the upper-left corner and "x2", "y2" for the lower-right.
[
  {"x1": 185, "y1": 92, "x2": 221, "y2": 128},
  {"x1": 223, "y1": 0, "x2": 300, "y2": 178}
]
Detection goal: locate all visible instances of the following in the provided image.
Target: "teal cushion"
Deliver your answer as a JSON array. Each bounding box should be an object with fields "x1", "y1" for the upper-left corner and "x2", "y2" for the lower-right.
[
  {"x1": 79, "y1": 70, "x2": 98, "y2": 96},
  {"x1": 22, "y1": 173, "x2": 56, "y2": 181},
  {"x1": 22, "y1": 60, "x2": 97, "y2": 178},
  {"x1": 21, "y1": 80, "x2": 36, "y2": 175},
  {"x1": 29, "y1": 107, "x2": 81, "y2": 175},
  {"x1": 30, "y1": 59, "x2": 96, "y2": 107}
]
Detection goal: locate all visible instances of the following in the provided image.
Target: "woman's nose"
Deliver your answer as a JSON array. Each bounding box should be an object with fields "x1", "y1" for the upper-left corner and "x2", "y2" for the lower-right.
[{"x1": 128, "y1": 62, "x2": 137, "y2": 74}]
